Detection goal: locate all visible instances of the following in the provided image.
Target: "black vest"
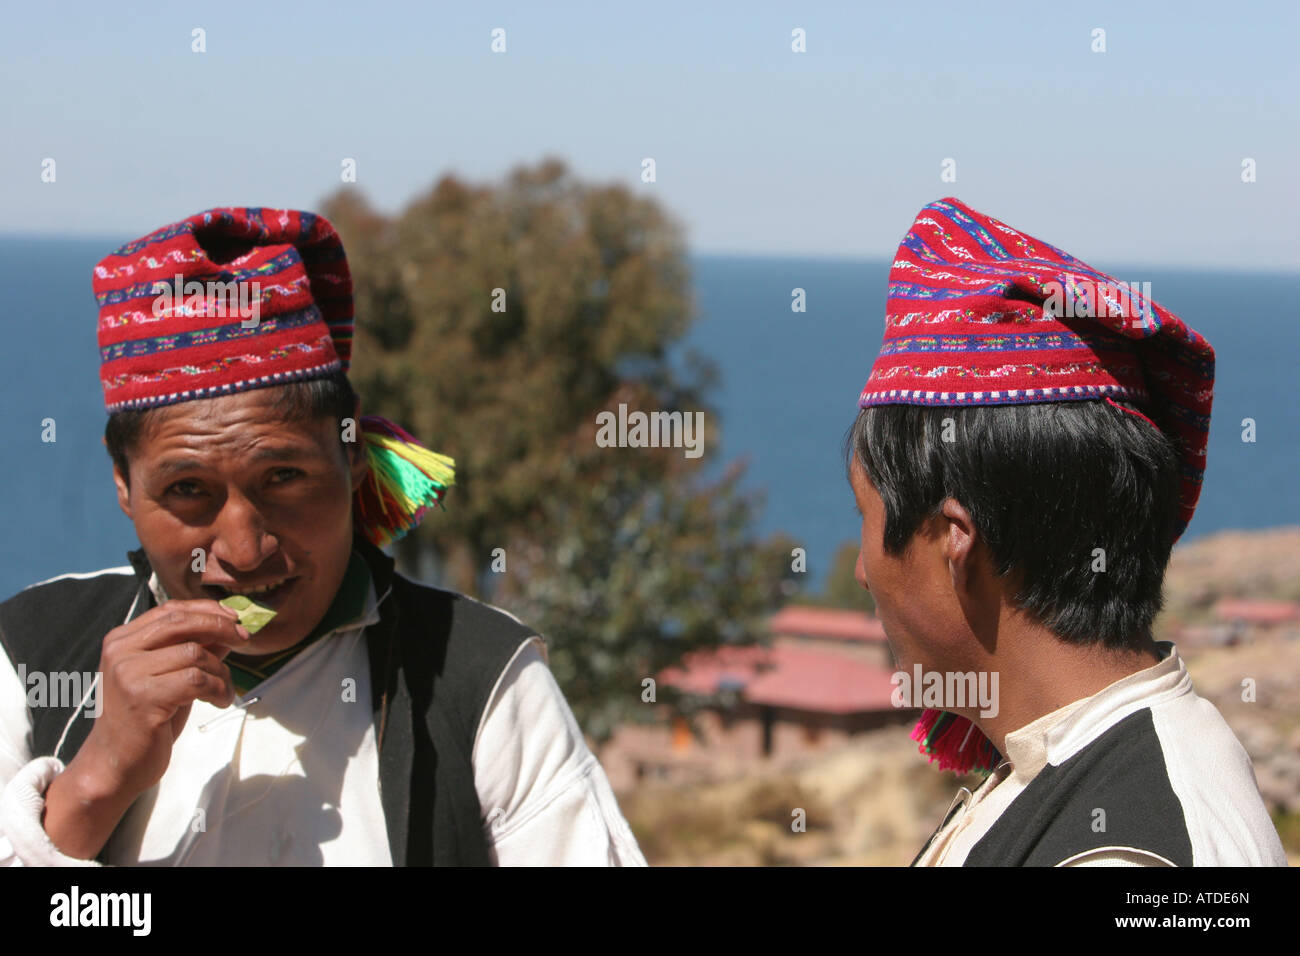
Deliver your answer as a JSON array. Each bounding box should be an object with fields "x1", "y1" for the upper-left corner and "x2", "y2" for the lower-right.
[
  {"x1": 911, "y1": 708, "x2": 1195, "y2": 866},
  {"x1": 0, "y1": 535, "x2": 534, "y2": 866}
]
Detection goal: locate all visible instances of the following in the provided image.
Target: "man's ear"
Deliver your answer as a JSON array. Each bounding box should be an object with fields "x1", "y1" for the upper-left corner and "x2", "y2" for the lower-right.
[
  {"x1": 347, "y1": 397, "x2": 369, "y2": 493},
  {"x1": 939, "y1": 497, "x2": 979, "y2": 593},
  {"x1": 112, "y1": 462, "x2": 132, "y2": 520}
]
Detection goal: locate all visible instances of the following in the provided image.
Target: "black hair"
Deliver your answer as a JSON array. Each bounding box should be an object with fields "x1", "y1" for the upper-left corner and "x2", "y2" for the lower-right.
[
  {"x1": 844, "y1": 399, "x2": 1181, "y2": 650},
  {"x1": 105, "y1": 371, "x2": 359, "y2": 485}
]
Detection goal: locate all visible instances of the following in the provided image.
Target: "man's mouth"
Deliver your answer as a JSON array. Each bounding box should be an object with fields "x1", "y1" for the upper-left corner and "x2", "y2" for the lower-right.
[{"x1": 203, "y1": 576, "x2": 298, "y2": 609}]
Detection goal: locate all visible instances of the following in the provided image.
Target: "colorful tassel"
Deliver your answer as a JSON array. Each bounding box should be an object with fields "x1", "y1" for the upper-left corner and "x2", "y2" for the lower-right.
[
  {"x1": 910, "y1": 708, "x2": 1002, "y2": 776},
  {"x1": 352, "y1": 415, "x2": 455, "y2": 548}
]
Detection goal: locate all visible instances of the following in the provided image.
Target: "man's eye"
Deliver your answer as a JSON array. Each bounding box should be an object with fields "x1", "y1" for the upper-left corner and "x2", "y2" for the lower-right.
[
  {"x1": 167, "y1": 480, "x2": 203, "y2": 497},
  {"x1": 269, "y1": 468, "x2": 303, "y2": 484}
]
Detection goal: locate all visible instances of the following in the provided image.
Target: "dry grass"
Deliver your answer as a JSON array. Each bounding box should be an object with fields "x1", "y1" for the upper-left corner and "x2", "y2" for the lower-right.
[{"x1": 620, "y1": 730, "x2": 970, "y2": 866}]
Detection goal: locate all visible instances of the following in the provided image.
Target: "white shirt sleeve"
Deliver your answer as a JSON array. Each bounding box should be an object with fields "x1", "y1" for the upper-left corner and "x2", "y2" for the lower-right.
[
  {"x1": 472, "y1": 637, "x2": 647, "y2": 866},
  {"x1": 0, "y1": 757, "x2": 103, "y2": 866},
  {"x1": 1057, "y1": 847, "x2": 1177, "y2": 867},
  {"x1": 0, "y1": 648, "x2": 101, "y2": 866},
  {"x1": 0, "y1": 644, "x2": 33, "y2": 785}
]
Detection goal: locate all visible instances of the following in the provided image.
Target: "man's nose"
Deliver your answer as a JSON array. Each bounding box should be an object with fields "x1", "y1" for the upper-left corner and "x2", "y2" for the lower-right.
[
  {"x1": 855, "y1": 551, "x2": 871, "y2": 592},
  {"x1": 208, "y1": 493, "x2": 275, "y2": 570}
]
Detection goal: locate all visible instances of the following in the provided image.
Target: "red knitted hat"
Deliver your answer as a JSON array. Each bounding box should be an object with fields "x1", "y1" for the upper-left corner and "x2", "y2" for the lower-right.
[
  {"x1": 94, "y1": 207, "x2": 353, "y2": 411},
  {"x1": 93, "y1": 207, "x2": 452, "y2": 548},
  {"x1": 861, "y1": 198, "x2": 1217, "y2": 777},
  {"x1": 859, "y1": 197, "x2": 1215, "y2": 540}
]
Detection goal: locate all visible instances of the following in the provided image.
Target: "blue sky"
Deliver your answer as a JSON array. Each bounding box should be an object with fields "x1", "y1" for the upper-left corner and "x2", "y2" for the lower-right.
[{"x1": 2, "y1": 0, "x2": 1297, "y2": 270}]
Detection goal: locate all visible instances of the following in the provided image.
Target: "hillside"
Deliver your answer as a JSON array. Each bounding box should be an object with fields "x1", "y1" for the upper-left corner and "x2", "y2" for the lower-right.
[{"x1": 618, "y1": 527, "x2": 1300, "y2": 865}]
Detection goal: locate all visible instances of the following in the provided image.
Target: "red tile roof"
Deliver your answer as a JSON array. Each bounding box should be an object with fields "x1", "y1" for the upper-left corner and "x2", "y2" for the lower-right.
[
  {"x1": 1214, "y1": 599, "x2": 1300, "y2": 625},
  {"x1": 743, "y1": 644, "x2": 898, "y2": 714},
  {"x1": 659, "y1": 645, "x2": 770, "y2": 696},
  {"x1": 768, "y1": 605, "x2": 887, "y2": 643},
  {"x1": 659, "y1": 631, "x2": 900, "y2": 715}
]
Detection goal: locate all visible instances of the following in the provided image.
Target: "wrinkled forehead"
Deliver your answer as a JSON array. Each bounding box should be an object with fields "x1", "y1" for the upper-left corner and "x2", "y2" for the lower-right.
[{"x1": 130, "y1": 388, "x2": 335, "y2": 459}]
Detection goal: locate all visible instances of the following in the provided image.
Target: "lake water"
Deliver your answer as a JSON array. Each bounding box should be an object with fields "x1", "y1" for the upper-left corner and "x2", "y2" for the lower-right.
[
  {"x1": 683, "y1": 254, "x2": 1300, "y2": 586},
  {"x1": 0, "y1": 238, "x2": 1295, "y2": 597}
]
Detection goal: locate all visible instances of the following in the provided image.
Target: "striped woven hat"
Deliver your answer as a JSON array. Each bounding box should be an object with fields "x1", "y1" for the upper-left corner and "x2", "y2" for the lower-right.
[
  {"x1": 860, "y1": 198, "x2": 1217, "y2": 778},
  {"x1": 859, "y1": 196, "x2": 1215, "y2": 541},
  {"x1": 95, "y1": 207, "x2": 352, "y2": 411},
  {"x1": 93, "y1": 206, "x2": 453, "y2": 548}
]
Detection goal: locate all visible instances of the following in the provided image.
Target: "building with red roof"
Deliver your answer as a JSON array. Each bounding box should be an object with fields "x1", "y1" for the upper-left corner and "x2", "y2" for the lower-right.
[
  {"x1": 599, "y1": 605, "x2": 913, "y2": 788},
  {"x1": 1214, "y1": 599, "x2": 1300, "y2": 627}
]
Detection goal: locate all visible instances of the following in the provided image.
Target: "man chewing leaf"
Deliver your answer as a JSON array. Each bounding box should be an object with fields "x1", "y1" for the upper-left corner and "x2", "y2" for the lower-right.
[{"x1": 0, "y1": 207, "x2": 646, "y2": 867}]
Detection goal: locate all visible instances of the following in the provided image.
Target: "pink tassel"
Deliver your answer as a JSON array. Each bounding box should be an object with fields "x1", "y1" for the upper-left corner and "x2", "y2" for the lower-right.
[{"x1": 910, "y1": 708, "x2": 1001, "y2": 775}]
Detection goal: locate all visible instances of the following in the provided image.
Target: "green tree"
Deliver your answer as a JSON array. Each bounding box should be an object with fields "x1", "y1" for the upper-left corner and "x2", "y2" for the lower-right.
[
  {"x1": 495, "y1": 459, "x2": 798, "y2": 742},
  {"x1": 325, "y1": 158, "x2": 700, "y2": 592},
  {"x1": 321, "y1": 159, "x2": 797, "y2": 741}
]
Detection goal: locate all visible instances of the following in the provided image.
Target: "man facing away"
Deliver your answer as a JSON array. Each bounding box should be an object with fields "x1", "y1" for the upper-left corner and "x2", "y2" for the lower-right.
[
  {"x1": 845, "y1": 197, "x2": 1286, "y2": 866},
  {"x1": 0, "y1": 207, "x2": 646, "y2": 866}
]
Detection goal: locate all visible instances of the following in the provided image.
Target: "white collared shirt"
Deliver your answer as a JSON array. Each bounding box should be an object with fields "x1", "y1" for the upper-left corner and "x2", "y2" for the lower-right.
[
  {"x1": 0, "y1": 565, "x2": 646, "y2": 866},
  {"x1": 913, "y1": 641, "x2": 1286, "y2": 866}
]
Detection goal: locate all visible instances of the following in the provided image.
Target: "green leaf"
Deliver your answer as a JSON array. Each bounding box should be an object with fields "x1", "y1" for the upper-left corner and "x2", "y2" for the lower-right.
[{"x1": 220, "y1": 594, "x2": 278, "y2": 634}]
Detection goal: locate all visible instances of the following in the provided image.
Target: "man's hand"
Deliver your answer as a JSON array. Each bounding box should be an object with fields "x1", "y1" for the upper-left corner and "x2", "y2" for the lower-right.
[{"x1": 41, "y1": 600, "x2": 252, "y2": 861}]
